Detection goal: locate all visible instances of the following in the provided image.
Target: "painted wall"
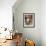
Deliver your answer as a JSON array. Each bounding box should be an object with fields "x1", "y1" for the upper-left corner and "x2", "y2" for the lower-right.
[
  {"x1": 41, "y1": 0, "x2": 46, "y2": 46},
  {"x1": 0, "y1": 0, "x2": 17, "y2": 38},
  {"x1": 0, "y1": 0, "x2": 16, "y2": 30},
  {"x1": 13, "y1": 0, "x2": 41, "y2": 46}
]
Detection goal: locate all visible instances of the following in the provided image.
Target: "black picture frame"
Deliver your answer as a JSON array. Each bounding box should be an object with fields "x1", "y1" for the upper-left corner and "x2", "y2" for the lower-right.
[{"x1": 23, "y1": 13, "x2": 35, "y2": 28}]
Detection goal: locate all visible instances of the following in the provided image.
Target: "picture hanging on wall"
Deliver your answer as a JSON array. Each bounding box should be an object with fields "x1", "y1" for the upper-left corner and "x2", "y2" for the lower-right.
[{"x1": 23, "y1": 13, "x2": 35, "y2": 28}]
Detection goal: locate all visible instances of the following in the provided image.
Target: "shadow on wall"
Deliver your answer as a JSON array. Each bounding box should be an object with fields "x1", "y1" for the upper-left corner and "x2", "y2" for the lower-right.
[{"x1": 12, "y1": 0, "x2": 41, "y2": 46}]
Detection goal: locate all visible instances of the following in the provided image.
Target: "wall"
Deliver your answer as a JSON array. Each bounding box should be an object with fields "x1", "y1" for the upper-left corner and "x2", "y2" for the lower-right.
[
  {"x1": 0, "y1": 0, "x2": 16, "y2": 30},
  {"x1": 13, "y1": 0, "x2": 41, "y2": 46},
  {"x1": 0, "y1": 0, "x2": 17, "y2": 38},
  {"x1": 41, "y1": 0, "x2": 46, "y2": 46}
]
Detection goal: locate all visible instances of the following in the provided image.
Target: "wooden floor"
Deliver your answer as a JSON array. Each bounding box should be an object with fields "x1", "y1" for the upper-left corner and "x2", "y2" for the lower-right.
[{"x1": 0, "y1": 39, "x2": 16, "y2": 46}]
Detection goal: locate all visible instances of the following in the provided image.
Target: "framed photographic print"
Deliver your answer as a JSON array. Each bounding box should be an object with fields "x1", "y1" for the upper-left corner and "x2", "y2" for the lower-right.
[{"x1": 23, "y1": 13, "x2": 35, "y2": 28}]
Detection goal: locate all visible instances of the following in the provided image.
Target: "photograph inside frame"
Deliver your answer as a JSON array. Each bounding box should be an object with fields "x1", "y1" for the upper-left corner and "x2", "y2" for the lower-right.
[{"x1": 23, "y1": 13, "x2": 35, "y2": 28}]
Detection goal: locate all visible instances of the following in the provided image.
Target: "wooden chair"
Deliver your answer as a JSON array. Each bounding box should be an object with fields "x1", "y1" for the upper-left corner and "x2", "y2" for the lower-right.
[{"x1": 15, "y1": 33, "x2": 23, "y2": 46}]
